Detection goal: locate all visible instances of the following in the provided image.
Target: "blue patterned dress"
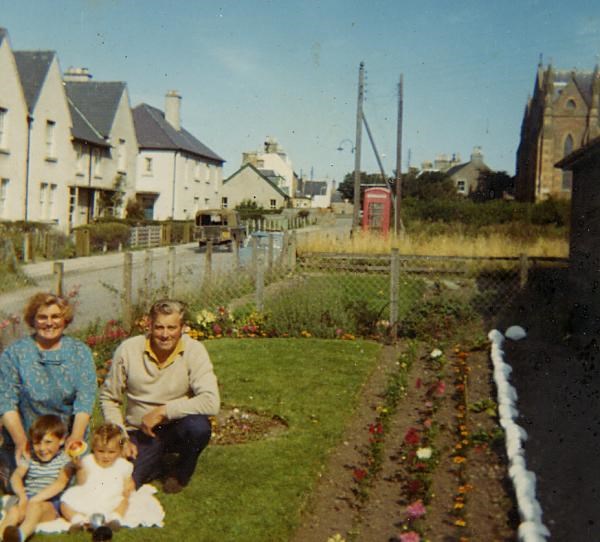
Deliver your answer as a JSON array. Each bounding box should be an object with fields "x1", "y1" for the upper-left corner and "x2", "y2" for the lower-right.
[{"x1": 0, "y1": 335, "x2": 97, "y2": 445}]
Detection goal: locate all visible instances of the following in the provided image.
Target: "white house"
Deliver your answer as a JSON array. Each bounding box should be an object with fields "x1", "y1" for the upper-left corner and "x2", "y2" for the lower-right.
[
  {"x1": 64, "y1": 71, "x2": 138, "y2": 223},
  {"x1": 220, "y1": 163, "x2": 289, "y2": 210},
  {"x1": 14, "y1": 50, "x2": 74, "y2": 230},
  {"x1": 133, "y1": 91, "x2": 224, "y2": 220},
  {"x1": 241, "y1": 137, "x2": 296, "y2": 197},
  {"x1": 0, "y1": 28, "x2": 28, "y2": 222}
]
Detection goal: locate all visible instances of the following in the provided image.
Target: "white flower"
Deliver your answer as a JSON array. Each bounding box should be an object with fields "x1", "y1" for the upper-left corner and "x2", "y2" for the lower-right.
[
  {"x1": 430, "y1": 348, "x2": 443, "y2": 359},
  {"x1": 416, "y1": 447, "x2": 433, "y2": 460}
]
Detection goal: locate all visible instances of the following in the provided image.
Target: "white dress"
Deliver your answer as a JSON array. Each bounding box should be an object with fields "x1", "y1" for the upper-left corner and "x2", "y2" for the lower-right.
[
  {"x1": 57, "y1": 454, "x2": 165, "y2": 529},
  {"x1": 61, "y1": 454, "x2": 133, "y2": 517}
]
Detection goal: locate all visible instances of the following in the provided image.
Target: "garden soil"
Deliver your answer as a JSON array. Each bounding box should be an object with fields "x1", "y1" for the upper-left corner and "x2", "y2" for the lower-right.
[{"x1": 291, "y1": 343, "x2": 517, "y2": 542}]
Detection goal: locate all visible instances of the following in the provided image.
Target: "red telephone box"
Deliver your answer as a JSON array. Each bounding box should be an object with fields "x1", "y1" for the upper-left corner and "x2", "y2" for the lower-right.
[{"x1": 362, "y1": 186, "x2": 392, "y2": 234}]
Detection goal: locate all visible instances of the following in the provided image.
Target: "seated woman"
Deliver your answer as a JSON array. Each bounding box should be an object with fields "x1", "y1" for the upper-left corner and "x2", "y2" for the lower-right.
[{"x1": 0, "y1": 292, "x2": 97, "y2": 492}]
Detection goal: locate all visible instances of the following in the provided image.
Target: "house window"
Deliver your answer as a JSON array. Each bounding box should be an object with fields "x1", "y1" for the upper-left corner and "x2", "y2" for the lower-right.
[
  {"x1": 270, "y1": 199, "x2": 277, "y2": 209},
  {"x1": 195, "y1": 162, "x2": 201, "y2": 180},
  {"x1": 45, "y1": 120, "x2": 56, "y2": 159},
  {"x1": 40, "y1": 182, "x2": 48, "y2": 218},
  {"x1": 562, "y1": 134, "x2": 574, "y2": 191},
  {"x1": 566, "y1": 99, "x2": 576, "y2": 111},
  {"x1": 221, "y1": 197, "x2": 228, "y2": 209},
  {"x1": 117, "y1": 139, "x2": 126, "y2": 172},
  {"x1": 0, "y1": 178, "x2": 8, "y2": 217},
  {"x1": 0, "y1": 108, "x2": 7, "y2": 150},
  {"x1": 144, "y1": 157, "x2": 153, "y2": 174},
  {"x1": 49, "y1": 184, "x2": 57, "y2": 218},
  {"x1": 457, "y1": 180, "x2": 466, "y2": 194},
  {"x1": 76, "y1": 146, "x2": 84, "y2": 175},
  {"x1": 93, "y1": 148, "x2": 102, "y2": 177}
]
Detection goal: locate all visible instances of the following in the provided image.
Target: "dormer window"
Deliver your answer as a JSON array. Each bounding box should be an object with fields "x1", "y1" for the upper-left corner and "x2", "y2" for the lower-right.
[
  {"x1": 117, "y1": 139, "x2": 126, "y2": 172},
  {"x1": 566, "y1": 99, "x2": 576, "y2": 110}
]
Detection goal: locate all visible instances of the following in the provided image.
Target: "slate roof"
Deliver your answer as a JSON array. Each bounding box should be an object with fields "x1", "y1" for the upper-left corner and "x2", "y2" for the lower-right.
[
  {"x1": 303, "y1": 180, "x2": 328, "y2": 197},
  {"x1": 553, "y1": 70, "x2": 595, "y2": 107},
  {"x1": 224, "y1": 163, "x2": 289, "y2": 199},
  {"x1": 67, "y1": 100, "x2": 109, "y2": 147},
  {"x1": 64, "y1": 81, "x2": 126, "y2": 139},
  {"x1": 14, "y1": 50, "x2": 55, "y2": 113},
  {"x1": 132, "y1": 103, "x2": 224, "y2": 164}
]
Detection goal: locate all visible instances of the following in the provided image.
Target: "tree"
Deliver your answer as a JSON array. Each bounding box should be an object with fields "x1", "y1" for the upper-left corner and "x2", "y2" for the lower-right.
[
  {"x1": 472, "y1": 170, "x2": 515, "y2": 201},
  {"x1": 401, "y1": 170, "x2": 459, "y2": 201},
  {"x1": 125, "y1": 197, "x2": 145, "y2": 221},
  {"x1": 337, "y1": 171, "x2": 390, "y2": 204}
]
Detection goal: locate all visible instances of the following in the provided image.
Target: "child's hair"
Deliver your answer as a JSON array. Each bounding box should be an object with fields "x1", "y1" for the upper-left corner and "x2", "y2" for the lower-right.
[
  {"x1": 29, "y1": 414, "x2": 67, "y2": 443},
  {"x1": 91, "y1": 424, "x2": 126, "y2": 450}
]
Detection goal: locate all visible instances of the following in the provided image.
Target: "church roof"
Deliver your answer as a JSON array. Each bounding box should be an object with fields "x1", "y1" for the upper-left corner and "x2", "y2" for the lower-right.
[
  {"x1": 553, "y1": 70, "x2": 595, "y2": 107},
  {"x1": 133, "y1": 103, "x2": 224, "y2": 164}
]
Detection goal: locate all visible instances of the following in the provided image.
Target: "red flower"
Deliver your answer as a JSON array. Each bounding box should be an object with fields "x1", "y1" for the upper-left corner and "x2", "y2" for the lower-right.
[
  {"x1": 415, "y1": 377, "x2": 422, "y2": 389},
  {"x1": 404, "y1": 427, "x2": 420, "y2": 446},
  {"x1": 369, "y1": 423, "x2": 383, "y2": 435},
  {"x1": 353, "y1": 468, "x2": 367, "y2": 482}
]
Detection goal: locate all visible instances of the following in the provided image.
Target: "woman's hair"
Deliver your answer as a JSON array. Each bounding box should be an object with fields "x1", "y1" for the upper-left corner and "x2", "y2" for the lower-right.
[
  {"x1": 92, "y1": 423, "x2": 126, "y2": 450},
  {"x1": 149, "y1": 299, "x2": 187, "y2": 323},
  {"x1": 29, "y1": 414, "x2": 67, "y2": 443},
  {"x1": 24, "y1": 292, "x2": 74, "y2": 328}
]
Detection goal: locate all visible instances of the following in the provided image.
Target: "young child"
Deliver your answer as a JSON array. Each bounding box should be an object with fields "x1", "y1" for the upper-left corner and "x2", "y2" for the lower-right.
[
  {"x1": 0, "y1": 415, "x2": 72, "y2": 542},
  {"x1": 60, "y1": 423, "x2": 135, "y2": 532}
]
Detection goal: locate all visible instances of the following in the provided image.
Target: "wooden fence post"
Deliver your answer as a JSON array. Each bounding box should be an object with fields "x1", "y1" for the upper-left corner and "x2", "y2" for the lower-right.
[
  {"x1": 519, "y1": 253, "x2": 529, "y2": 288},
  {"x1": 255, "y1": 250, "x2": 265, "y2": 312},
  {"x1": 234, "y1": 236, "x2": 241, "y2": 268},
  {"x1": 144, "y1": 249, "x2": 153, "y2": 296},
  {"x1": 204, "y1": 241, "x2": 213, "y2": 284},
  {"x1": 267, "y1": 233, "x2": 274, "y2": 272},
  {"x1": 168, "y1": 246, "x2": 176, "y2": 298},
  {"x1": 288, "y1": 231, "x2": 297, "y2": 271},
  {"x1": 251, "y1": 236, "x2": 258, "y2": 269},
  {"x1": 183, "y1": 223, "x2": 191, "y2": 244},
  {"x1": 23, "y1": 233, "x2": 32, "y2": 263},
  {"x1": 53, "y1": 262, "x2": 64, "y2": 297},
  {"x1": 390, "y1": 249, "x2": 400, "y2": 339},
  {"x1": 122, "y1": 252, "x2": 133, "y2": 330}
]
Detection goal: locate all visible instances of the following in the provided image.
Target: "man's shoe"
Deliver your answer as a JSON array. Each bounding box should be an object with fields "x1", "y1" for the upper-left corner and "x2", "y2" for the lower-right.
[
  {"x1": 2, "y1": 526, "x2": 22, "y2": 542},
  {"x1": 163, "y1": 476, "x2": 185, "y2": 494}
]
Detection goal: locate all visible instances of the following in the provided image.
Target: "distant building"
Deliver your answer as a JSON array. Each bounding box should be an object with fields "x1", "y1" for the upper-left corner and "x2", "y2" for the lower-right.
[
  {"x1": 242, "y1": 137, "x2": 296, "y2": 197},
  {"x1": 446, "y1": 147, "x2": 490, "y2": 196},
  {"x1": 515, "y1": 62, "x2": 600, "y2": 202},
  {"x1": 133, "y1": 91, "x2": 224, "y2": 220},
  {"x1": 421, "y1": 153, "x2": 462, "y2": 173},
  {"x1": 220, "y1": 163, "x2": 288, "y2": 210}
]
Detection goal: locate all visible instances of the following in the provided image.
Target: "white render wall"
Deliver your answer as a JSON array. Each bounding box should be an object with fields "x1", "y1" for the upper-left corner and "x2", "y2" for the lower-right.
[
  {"x1": 0, "y1": 36, "x2": 28, "y2": 221},
  {"x1": 25, "y1": 55, "x2": 74, "y2": 230},
  {"x1": 256, "y1": 151, "x2": 295, "y2": 195},
  {"x1": 221, "y1": 166, "x2": 286, "y2": 209},
  {"x1": 136, "y1": 149, "x2": 223, "y2": 220}
]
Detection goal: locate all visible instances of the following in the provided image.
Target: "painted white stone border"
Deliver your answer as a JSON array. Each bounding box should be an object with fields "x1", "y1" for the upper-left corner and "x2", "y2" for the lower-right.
[{"x1": 488, "y1": 329, "x2": 551, "y2": 542}]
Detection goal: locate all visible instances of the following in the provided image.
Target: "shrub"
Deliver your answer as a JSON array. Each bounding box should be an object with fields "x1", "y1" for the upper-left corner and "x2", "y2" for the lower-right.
[{"x1": 76, "y1": 222, "x2": 131, "y2": 251}]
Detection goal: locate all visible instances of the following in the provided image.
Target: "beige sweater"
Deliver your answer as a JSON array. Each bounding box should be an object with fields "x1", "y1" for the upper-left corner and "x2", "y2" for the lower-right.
[{"x1": 100, "y1": 334, "x2": 220, "y2": 431}]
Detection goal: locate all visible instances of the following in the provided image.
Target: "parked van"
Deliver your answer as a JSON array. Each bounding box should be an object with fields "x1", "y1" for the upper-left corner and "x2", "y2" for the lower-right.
[{"x1": 194, "y1": 209, "x2": 246, "y2": 251}]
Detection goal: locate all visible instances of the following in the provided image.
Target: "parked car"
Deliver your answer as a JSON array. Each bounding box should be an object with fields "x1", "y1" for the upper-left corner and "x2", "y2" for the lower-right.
[{"x1": 194, "y1": 209, "x2": 246, "y2": 251}]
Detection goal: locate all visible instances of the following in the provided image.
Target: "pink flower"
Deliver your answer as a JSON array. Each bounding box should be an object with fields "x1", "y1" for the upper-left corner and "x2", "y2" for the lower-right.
[
  {"x1": 399, "y1": 532, "x2": 421, "y2": 542},
  {"x1": 406, "y1": 499, "x2": 426, "y2": 520},
  {"x1": 212, "y1": 323, "x2": 222, "y2": 335},
  {"x1": 435, "y1": 380, "x2": 446, "y2": 396}
]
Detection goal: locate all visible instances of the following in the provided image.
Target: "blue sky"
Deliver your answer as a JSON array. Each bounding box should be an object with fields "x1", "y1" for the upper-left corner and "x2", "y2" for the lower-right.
[{"x1": 2, "y1": 0, "x2": 599, "y2": 182}]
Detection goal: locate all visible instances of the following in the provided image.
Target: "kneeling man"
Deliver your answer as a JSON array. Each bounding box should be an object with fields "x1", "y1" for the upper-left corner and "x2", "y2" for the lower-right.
[{"x1": 100, "y1": 299, "x2": 220, "y2": 493}]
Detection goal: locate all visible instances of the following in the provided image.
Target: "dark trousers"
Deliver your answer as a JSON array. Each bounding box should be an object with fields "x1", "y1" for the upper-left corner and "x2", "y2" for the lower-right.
[{"x1": 128, "y1": 414, "x2": 212, "y2": 488}]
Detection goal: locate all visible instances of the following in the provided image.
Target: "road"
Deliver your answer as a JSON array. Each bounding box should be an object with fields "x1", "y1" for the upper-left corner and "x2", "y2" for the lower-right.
[{"x1": 0, "y1": 218, "x2": 352, "y2": 336}]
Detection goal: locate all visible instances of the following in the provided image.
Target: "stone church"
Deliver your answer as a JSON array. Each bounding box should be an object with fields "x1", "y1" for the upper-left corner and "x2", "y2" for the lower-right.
[{"x1": 515, "y1": 62, "x2": 600, "y2": 202}]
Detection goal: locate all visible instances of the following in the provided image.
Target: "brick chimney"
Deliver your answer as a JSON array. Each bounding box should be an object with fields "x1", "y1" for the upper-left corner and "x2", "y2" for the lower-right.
[{"x1": 165, "y1": 90, "x2": 181, "y2": 131}]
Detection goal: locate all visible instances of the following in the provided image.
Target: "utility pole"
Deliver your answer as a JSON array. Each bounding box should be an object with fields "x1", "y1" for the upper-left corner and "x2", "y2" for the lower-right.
[
  {"x1": 395, "y1": 74, "x2": 404, "y2": 235},
  {"x1": 352, "y1": 62, "x2": 365, "y2": 232}
]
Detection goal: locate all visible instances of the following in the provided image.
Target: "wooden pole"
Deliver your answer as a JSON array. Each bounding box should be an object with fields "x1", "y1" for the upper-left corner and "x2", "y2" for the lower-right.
[
  {"x1": 122, "y1": 252, "x2": 133, "y2": 330},
  {"x1": 168, "y1": 246, "x2": 176, "y2": 298},
  {"x1": 352, "y1": 62, "x2": 365, "y2": 232},
  {"x1": 53, "y1": 262, "x2": 64, "y2": 297},
  {"x1": 390, "y1": 249, "x2": 399, "y2": 339}
]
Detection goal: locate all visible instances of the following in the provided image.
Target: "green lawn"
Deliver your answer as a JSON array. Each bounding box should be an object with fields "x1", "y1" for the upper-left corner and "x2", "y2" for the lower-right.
[{"x1": 38, "y1": 338, "x2": 382, "y2": 541}]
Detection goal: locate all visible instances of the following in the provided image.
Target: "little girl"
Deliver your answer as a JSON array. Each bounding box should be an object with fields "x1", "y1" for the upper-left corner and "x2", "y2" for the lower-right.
[{"x1": 60, "y1": 424, "x2": 135, "y2": 530}]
